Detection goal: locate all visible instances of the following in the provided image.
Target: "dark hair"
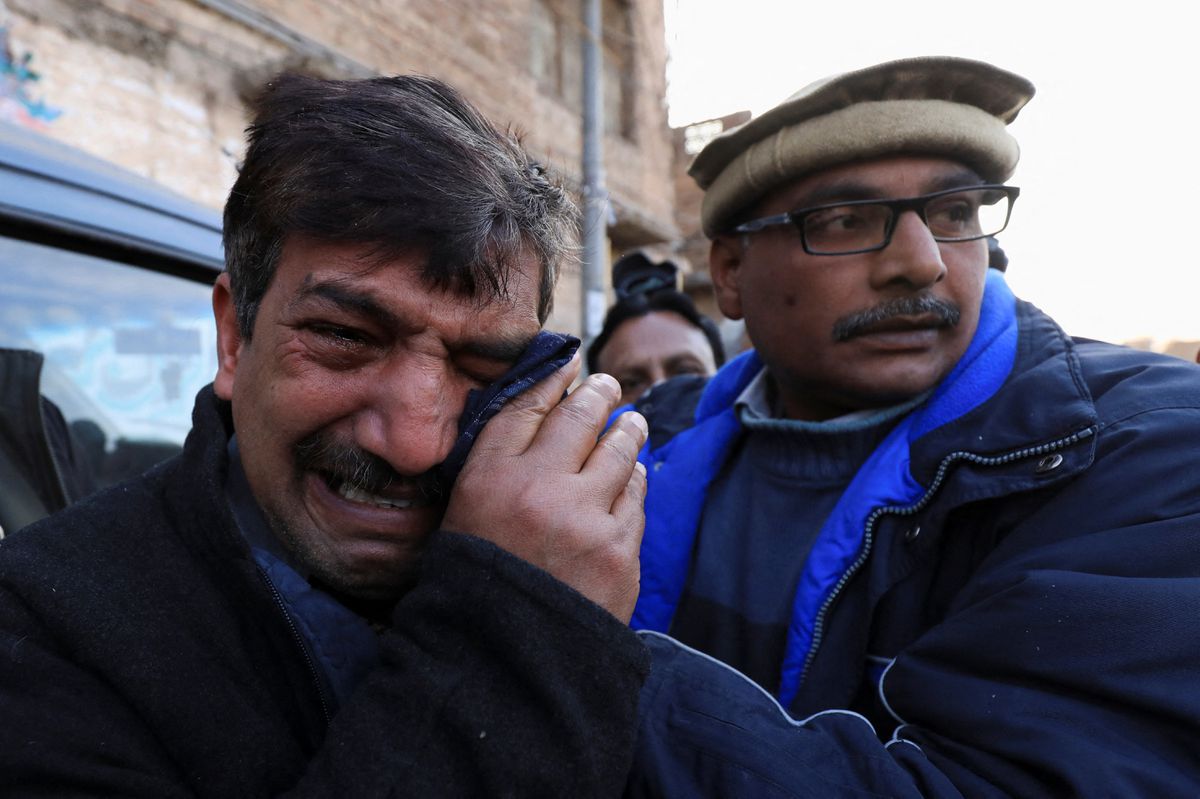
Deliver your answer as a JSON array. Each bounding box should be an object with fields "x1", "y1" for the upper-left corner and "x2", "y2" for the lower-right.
[
  {"x1": 612, "y1": 251, "x2": 679, "y2": 299},
  {"x1": 586, "y1": 288, "x2": 726, "y2": 374},
  {"x1": 987, "y1": 236, "x2": 1008, "y2": 272},
  {"x1": 223, "y1": 73, "x2": 577, "y2": 337}
]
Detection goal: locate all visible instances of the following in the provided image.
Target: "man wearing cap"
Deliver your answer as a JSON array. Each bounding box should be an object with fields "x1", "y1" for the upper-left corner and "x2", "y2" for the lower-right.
[{"x1": 626, "y1": 57, "x2": 1200, "y2": 796}]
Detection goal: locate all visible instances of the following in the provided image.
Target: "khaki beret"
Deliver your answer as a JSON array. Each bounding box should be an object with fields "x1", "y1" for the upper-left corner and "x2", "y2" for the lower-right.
[{"x1": 690, "y1": 56, "x2": 1035, "y2": 237}]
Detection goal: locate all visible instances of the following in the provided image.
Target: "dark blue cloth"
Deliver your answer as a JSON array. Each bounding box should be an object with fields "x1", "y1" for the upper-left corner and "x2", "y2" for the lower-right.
[
  {"x1": 436, "y1": 330, "x2": 579, "y2": 491},
  {"x1": 252, "y1": 548, "x2": 381, "y2": 713},
  {"x1": 627, "y1": 631, "x2": 931, "y2": 799}
]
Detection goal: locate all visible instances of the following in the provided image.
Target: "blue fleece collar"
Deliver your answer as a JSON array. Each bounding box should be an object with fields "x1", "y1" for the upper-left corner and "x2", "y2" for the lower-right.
[
  {"x1": 777, "y1": 269, "x2": 1018, "y2": 704},
  {"x1": 634, "y1": 270, "x2": 1019, "y2": 706}
]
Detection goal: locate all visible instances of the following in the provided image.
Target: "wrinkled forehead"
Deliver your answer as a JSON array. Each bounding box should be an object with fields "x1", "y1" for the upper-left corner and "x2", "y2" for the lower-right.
[
  {"x1": 291, "y1": 234, "x2": 544, "y2": 314},
  {"x1": 268, "y1": 235, "x2": 540, "y2": 332},
  {"x1": 602, "y1": 310, "x2": 713, "y2": 367}
]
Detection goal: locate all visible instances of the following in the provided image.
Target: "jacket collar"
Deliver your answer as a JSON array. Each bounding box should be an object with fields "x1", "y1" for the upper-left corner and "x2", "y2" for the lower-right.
[
  {"x1": 907, "y1": 298, "x2": 1098, "y2": 486},
  {"x1": 693, "y1": 274, "x2": 1099, "y2": 487}
]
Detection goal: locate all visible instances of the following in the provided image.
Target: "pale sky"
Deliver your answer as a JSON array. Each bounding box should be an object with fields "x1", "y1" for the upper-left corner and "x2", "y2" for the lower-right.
[{"x1": 663, "y1": 1, "x2": 1200, "y2": 347}]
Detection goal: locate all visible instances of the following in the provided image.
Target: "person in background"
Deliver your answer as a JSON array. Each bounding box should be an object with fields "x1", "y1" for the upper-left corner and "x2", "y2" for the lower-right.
[
  {"x1": 625, "y1": 56, "x2": 1200, "y2": 797},
  {"x1": 0, "y1": 72, "x2": 650, "y2": 797},
  {"x1": 987, "y1": 234, "x2": 1008, "y2": 272},
  {"x1": 587, "y1": 252, "x2": 725, "y2": 406}
]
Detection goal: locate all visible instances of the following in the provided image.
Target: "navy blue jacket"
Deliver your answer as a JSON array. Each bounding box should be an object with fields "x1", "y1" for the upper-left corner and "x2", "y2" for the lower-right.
[{"x1": 627, "y1": 278, "x2": 1200, "y2": 796}]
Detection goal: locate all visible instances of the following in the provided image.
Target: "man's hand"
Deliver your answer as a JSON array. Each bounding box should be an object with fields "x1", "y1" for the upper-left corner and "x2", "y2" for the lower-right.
[{"x1": 442, "y1": 354, "x2": 648, "y2": 621}]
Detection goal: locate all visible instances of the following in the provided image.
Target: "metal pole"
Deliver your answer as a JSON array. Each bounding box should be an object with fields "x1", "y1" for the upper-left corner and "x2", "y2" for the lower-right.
[{"x1": 580, "y1": 0, "x2": 607, "y2": 354}]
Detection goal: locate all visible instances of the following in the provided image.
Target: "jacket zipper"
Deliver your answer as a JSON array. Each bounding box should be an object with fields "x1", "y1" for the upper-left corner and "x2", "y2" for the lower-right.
[
  {"x1": 797, "y1": 425, "x2": 1097, "y2": 687},
  {"x1": 256, "y1": 565, "x2": 333, "y2": 724}
]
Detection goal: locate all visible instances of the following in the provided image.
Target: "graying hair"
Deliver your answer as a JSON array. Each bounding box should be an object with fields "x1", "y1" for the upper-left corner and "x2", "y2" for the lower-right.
[{"x1": 222, "y1": 73, "x2": 578, "y2": 336}]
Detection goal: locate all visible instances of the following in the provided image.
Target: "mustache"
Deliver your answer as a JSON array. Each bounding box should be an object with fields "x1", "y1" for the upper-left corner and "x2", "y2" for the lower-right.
[
  {"x1": 294, "y1": 430, "x2": 444, "y2": 501},
  {"x1": 832, "y1": 295, "x2": 961, "y2": 342}
]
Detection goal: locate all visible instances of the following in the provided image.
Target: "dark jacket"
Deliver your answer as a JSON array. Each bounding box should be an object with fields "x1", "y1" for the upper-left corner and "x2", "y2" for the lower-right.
[
  {"x1": 627, "y1": 288, "x2": 1200, "y2": 796},
  {"x1": 0, "y1": 386, "x2": 649, "y2": 798}
]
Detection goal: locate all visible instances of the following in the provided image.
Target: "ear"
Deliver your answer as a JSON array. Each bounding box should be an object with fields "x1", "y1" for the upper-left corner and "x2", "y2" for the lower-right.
[
  {"x1": 709, "y1": 235, "x2": 745, "y2": 320},
  {"x1": 212, "y1": 273, "x2": 244, "y2": 401}
]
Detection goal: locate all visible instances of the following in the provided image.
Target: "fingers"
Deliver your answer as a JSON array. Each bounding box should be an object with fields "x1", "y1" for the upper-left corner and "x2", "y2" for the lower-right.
[
  {"x1": 582, "y1": 410, "x2": 648, "y2": 496},
  {"x1": 610, "y1": 458, "x2": 648, "y2": 522},
  {"x1": 522, "y1": 371, "x2": 626, "y2": 469},
  {"x1": 602, "y1": 462, "x2": 647, "y2": 622},
  {"x1": 443, "y1": 358, "x2": 648, "y2": 623},
  {"x1": 467, "y1": 352, "x2": 583, "y2": 458}
]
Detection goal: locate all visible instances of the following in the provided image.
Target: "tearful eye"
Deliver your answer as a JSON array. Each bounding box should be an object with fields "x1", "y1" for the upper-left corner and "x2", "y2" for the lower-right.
[
  {"x1": 453, "y1": 357, "x2": 512, "y2": 387},
  {"x1": 296, "y1": 323, "x2": 379, "y2": 367},
  {"x1": 311, "y1": 324, "x2": 367, "y2": 346}
]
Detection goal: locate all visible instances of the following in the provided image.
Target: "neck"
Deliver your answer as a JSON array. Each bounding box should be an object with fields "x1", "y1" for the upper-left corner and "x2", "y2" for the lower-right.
[{"x1": 770, "y1": 374, "x2": 923, "y2": 422}]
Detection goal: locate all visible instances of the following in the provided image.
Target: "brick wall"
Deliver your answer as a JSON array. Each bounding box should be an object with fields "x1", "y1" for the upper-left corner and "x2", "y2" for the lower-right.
[
  {"x1": 2, "y1": 0, "x2": 675, "y2": 335},
  {"x1": 4, "y1": 0, "x2": 264, "y2": 208},
  {"x1": 669, "y1": 111, "x2": 750, "y2": 324}
]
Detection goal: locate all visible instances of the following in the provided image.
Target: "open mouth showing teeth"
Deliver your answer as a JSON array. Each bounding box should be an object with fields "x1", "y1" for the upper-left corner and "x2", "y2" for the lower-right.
[{"x1": 324, "y1": 474, "x2": 419, "y2": 510}]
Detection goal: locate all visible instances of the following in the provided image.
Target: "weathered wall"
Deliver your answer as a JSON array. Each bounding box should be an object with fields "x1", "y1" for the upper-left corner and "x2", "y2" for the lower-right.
[
  {"x1": 3, "y1": 0, "x2": 265, "y2": 208},
  {"x1": 1, "y1": 0, "x2": 675, "y2": 334}
]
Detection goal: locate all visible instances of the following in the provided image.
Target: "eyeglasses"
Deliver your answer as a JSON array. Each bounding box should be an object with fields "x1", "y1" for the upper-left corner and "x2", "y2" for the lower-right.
[{"x1": 731, "y1": 185, "x2": 1020, "y2": 256}]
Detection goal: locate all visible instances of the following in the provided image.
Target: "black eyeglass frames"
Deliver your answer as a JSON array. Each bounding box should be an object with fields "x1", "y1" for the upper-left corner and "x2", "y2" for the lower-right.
[{"x1": 731, "y1": 184, "x2": 1020, "y2": 256}]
